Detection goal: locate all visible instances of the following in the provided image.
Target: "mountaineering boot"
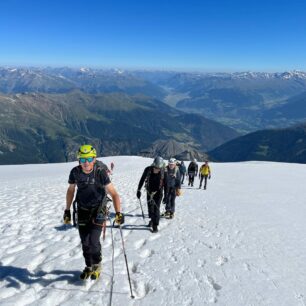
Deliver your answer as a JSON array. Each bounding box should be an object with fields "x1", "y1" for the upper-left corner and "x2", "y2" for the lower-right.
[
  {"x1": 91, "y1": 263, "x2": 102, "y2": 280},
  {"x1": 80, "y1": 266, "x2": 92, "y2": 280},
  {"x1": 161, "y1": 211, "x2": 168, "y2": 217},
  {"x1": 152, "y1": 225, "x2": 158, "y2": 233},
  {"x1": 170, "y1": 212, "x2": 174, "y2": 219},
  {"x1": 204, "y1": 186, "x2": 207, "y2": 190},
  {"x1": 199, "y1": 185, "x2": 201, "y2": 189},
  {"x1": 165, "y1": 211, "x2": 171, "y2": 219}
]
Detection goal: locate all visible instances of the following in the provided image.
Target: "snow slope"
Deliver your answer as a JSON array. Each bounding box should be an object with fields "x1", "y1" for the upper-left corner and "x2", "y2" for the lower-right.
[{"x1": 0, "y1": 156, "x2": 306, "y2": 306}]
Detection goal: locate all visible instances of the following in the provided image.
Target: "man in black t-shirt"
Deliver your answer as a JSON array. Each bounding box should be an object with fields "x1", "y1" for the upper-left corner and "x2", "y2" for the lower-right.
[
  {"x1": 187, "y1": 159, "x2": 198, "y2": 187},
  {"x1": 64, "y1": 145, "x2": 123, "y2": 280},
  {"x1": 136, "y1": 156, "x2": 167, "y2": 233}
]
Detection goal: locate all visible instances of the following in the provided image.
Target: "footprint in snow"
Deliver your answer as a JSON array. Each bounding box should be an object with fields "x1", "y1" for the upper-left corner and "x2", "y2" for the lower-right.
[
  {"x1": 243, "y1": 262, "x2": 251, "y2": 271},
  {"x1": 216, "y1": 256, "x2": 228, "y2": 266},
  {"x1": 131, "y1": 262, "x2": 139, "y2": 273},
  {"x1": 131, "y1": 280, "x2": 153, "y2": 299},
  {"x1": 206, "y1": 276, "x2": 222, "y2": 303},
  {"x1": 197, "y1": 259, "x2": 206, "y2": 267},
  {"x1": 148, "y1": 233, "x2": 161, "y2": 241},
  {"x1": 5, "y1": 244, "x2": 27, "y2": 254},
  {"x1": 206, "y1": 276, "x2": 222, "y2": 291},
  {"x1": 134, "y1": 238, "x2": 146, "y2": 249},
  {"x1": 139, "y1": 249, "x2": 154, "y2": 258}
]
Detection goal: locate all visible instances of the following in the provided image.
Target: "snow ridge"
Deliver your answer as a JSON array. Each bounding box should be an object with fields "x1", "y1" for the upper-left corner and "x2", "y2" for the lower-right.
[{"x1": 0, "y1": 157, "x2": 306, "y2": 305}]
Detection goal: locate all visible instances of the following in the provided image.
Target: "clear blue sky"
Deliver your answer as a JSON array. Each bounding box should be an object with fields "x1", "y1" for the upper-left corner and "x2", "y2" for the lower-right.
[{"x1": 0, "y1": 0, "x2": 305, "y2": 72}]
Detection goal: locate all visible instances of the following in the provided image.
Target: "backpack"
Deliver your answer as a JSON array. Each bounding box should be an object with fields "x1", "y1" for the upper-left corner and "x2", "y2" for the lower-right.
[
  {"x1": 188, "y1": 162, "x2": 197, "y2": 172},
  {"x1": 93, "y1": 160, "x2": 110, "y2": 189},
  {"x1": 179, "y1": 163, "x2": 186, "y2": 174}
]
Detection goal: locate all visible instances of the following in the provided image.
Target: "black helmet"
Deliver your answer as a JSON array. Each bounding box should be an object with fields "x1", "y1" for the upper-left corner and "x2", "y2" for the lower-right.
[{"x1": 152, "y1": 156, "x2": 164, "y2": 169}]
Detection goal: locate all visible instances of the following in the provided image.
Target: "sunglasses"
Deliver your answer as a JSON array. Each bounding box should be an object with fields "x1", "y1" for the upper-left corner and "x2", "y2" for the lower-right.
[{"x1": 79, "y1": 157, "x2": 94, "y2": 163}]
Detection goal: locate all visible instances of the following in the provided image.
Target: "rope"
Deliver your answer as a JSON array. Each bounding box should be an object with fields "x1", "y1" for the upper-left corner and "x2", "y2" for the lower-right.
[{"x1": 107, "y1": 213, "x2": 115, "y2": 306}]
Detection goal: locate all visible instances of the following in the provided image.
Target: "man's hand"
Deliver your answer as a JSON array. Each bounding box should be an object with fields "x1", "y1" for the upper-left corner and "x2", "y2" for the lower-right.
[
  {"x1": 63, "y1": 209, "x2": 71, "y2": 224},
  {"x1": 115, "y1": 212, "x2": 125, "y2": 224},
  {"x1": 176, "y1": 189, "x2": 182, "y2": 196}
]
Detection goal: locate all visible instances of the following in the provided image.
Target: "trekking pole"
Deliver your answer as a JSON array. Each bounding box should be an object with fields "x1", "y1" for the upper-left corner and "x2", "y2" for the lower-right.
[
  {"x1": 118, "y1": 224, "x2": 135, "y2": 299},
  {"x1": 138, "y1": 198, "x2": 145, "y2": 220},
  {"x1": 107, "y1": 214, "x2": 115, "y2": 306},
  {"x1": 72, "y1": 200, "x2": 77, "y2": 227}
]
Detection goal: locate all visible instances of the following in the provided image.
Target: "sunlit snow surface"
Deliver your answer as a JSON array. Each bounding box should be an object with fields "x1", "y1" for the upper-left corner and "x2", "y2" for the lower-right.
[{"x1": 1, "y1": 156, "x2": 306, "y2": 306}]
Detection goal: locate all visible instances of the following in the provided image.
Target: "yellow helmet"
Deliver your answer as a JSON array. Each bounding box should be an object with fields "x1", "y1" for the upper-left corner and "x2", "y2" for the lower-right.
[{"x1": 77, "y1": 145, "x2": 97, "y2": 159}]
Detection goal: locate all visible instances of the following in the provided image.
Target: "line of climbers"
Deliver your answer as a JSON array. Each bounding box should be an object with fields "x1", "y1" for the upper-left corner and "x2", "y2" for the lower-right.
[{"x1": 63, "y1": 144, "x2": 212, "y2": 280}]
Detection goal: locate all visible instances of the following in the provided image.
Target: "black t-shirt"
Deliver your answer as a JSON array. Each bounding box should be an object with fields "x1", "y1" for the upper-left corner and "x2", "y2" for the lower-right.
[
  {"x1": 138, "y1": 166, "x2": 168, "y2": 193},
  {"x1": 68, "y1": 165, "x2": 111, "y2": 208}
]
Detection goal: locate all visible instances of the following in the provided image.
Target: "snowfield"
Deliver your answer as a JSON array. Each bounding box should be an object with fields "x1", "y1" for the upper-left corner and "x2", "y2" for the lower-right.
[{"x1": 0, "y1": 156, "x2": 306, "y2": 306}]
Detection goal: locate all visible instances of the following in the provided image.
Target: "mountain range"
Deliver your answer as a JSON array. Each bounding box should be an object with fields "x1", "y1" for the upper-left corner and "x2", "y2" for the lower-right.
[
  {"x1": 0, "y1": 90, "x2": 238, "y2": 164},
  {"x1": 155, "y1": 71, "x2": 306, "y2": 133},
  {"x1": 1, "y1": 67, "x2": 306, "y2": 164},
  {"x1": 209, "y1": 123, "x2": 306, "y2": 163},
  {"x1": 0, "y1": 67, "x2": 166, "y2": 99}
]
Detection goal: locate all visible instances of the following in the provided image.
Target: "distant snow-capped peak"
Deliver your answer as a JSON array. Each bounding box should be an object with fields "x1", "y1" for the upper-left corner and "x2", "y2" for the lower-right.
[
  {"x1": 79, "y1": 67, "x2": 90, "y2": 73},
  {"x1": 278, "y1": 70, "x2": 306, "y2": 79}
]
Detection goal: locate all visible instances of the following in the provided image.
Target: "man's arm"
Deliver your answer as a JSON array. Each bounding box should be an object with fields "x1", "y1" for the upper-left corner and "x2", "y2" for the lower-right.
[
  {"x1": 163, "y1": 171, "x2": 168, "y2": 194},
  {"x1": 137, "y1": 167, "x2": 149, "y2": 191},
  {"x1": 176, "y1": 169, "x2": 181, "y2": 189},
  {"x1": 105, "y1": 183, "x2": 121, "y2": 213},
  {"x1": 66, "y1": 184, "x2": 76, "y2": 210}
]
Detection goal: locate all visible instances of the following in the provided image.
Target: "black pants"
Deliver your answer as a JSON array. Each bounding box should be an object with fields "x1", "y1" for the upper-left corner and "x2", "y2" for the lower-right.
[
  {"x1": 188, "y1": 173, "x2": 195, "y2": 185},
  {"x1": 180, "y1": 173, "x2": 185, "y2": 184},
  {"x1": 199, "y1": 175, "x2": 208, "y2": 189},
  {"x1": 78, "y1": 223, "x2": 102, "y2": 267},
  {"x1": 147, "y1": 190, "x2": 162, "y2": 226},
  {"x1": 77, "y1": 205, "x2": 102, "y2": 267},
  {"x1": 166, "y1": 187, "x2": 176, "y2": 213}
]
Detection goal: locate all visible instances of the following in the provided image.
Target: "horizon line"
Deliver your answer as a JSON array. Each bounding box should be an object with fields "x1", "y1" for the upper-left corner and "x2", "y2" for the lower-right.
[{"x1": 0, "y1": 64, "x2": 305, "y2": 75}]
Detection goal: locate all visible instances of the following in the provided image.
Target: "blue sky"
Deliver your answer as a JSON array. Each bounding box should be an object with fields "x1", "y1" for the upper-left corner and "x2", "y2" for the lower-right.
[{"x1": 0, "y1": 0, "x2": 305, "y2": 72}]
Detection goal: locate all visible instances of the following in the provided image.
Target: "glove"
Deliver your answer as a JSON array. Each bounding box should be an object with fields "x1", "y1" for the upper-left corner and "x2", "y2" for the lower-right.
[
  {"x1": 209, "y1": 175, "x2": 211, "y2": 179},
  {"x1": 63, "y1": 209, "x2": 71, "y2": 224},
  {"x1": 176, "y1": 189, "x2": 182, "y2": 196},
  {"x1": 136, "y1": 190, "x2": 141, "y2": 199},
  {"x1": 115, "y1": 212, "x2": 125, "y2": 224}
]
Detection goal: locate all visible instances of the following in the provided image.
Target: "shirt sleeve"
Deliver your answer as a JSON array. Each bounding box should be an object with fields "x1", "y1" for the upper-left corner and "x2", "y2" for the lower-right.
[
  {"x1": 175, "y1": 170, "x2": 181, "y2": 189},
  {"x1": 68, "y1": 168, "x2": 77, "y2": 184},
  {"x1": 138, "y1": 167, "x2": 149, "y2": 190},
  {"x1": 163, "y1": 171, "x2": 168, "y2": 194},
  {"x1": 100, "y1": 168, "x2": 111, "y2": 186}
]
